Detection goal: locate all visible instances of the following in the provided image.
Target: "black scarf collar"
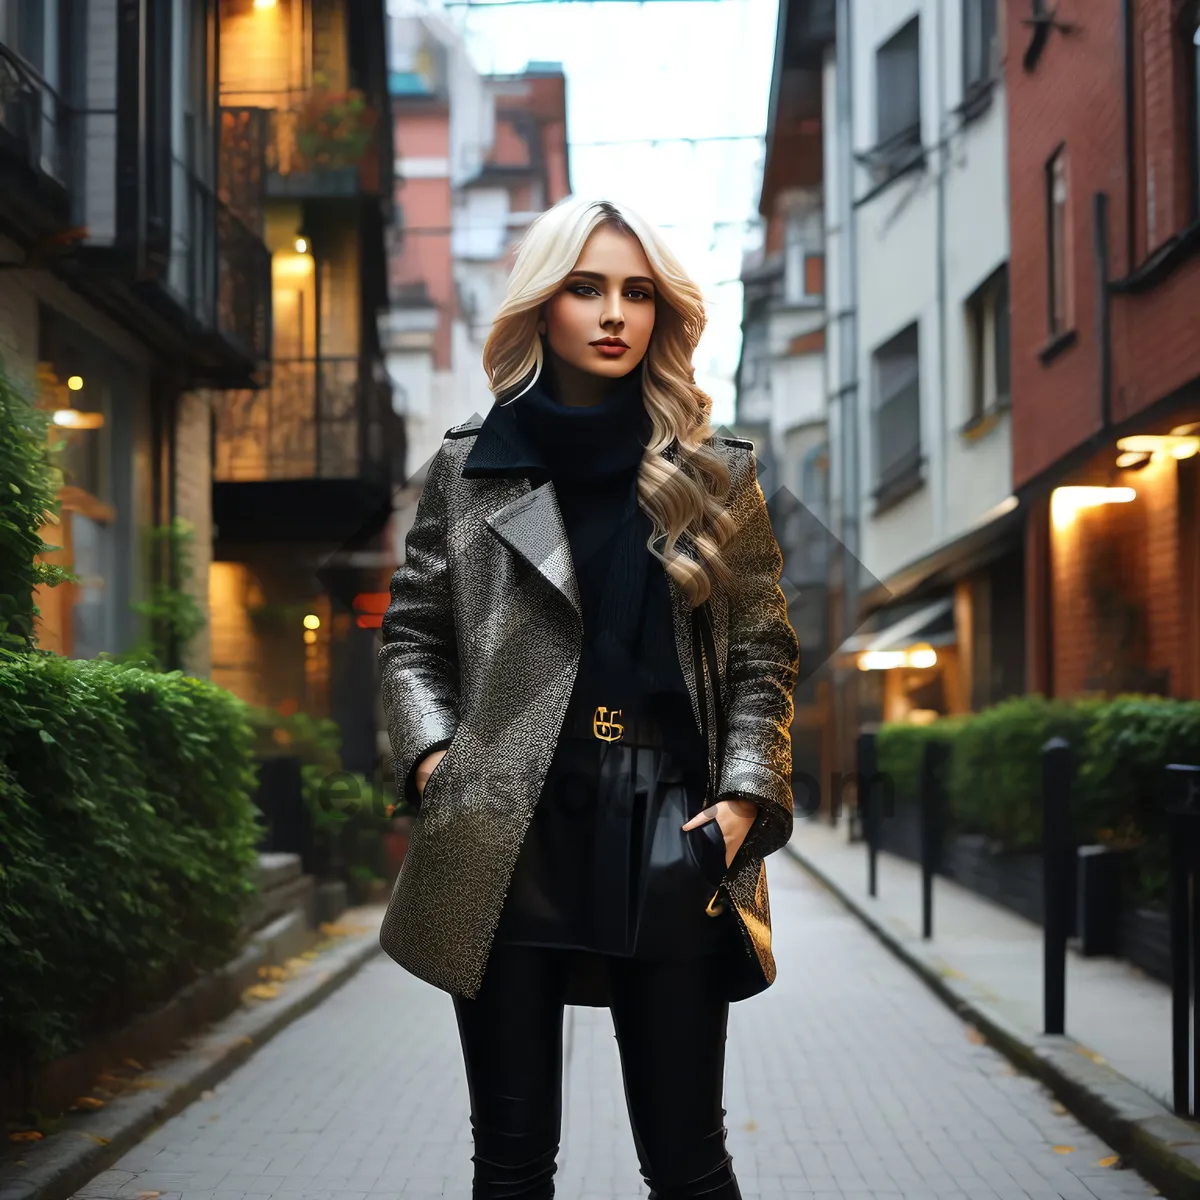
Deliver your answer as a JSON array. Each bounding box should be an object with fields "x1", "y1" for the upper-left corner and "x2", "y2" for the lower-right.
[
  {"x1": 461, "y1": 360, "x2": 662, "y2": 717},
  {"x1": 462, "y1": 361, "x2": 651, "y2": 483}
]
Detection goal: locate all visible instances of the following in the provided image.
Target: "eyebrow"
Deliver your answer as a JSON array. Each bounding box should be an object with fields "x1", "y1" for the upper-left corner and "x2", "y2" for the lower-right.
[{"x1": 568, "y1": 270, "x2": 656, "y2": 288}]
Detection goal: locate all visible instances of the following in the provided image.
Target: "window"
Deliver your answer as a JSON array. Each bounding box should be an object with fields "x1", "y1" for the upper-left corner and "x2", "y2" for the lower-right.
[
  {"x1": 962, "y1": 0, "x2": 998, "y2": 97},
  {"x1": 1046, "y1": 146, "x2": 1071, "y2": 338},
  {"x1": 872, "y1": 323, "x2": 922, "y2": 505},
  {"x1": 1, "y1": 0, "x2": 45, "y2": 66},
  {"x1": 1188, "y1": 5, "x2": 1200, "y2": 219},
  {"x1": 784, "y1": 244, "x2": 824, "y2": 305},
  {"x1": 36, "y1": 306, "x2": 144, "y2": 660},
  {"x1": 874, "y1": 18, "x2": 922, "y2": 173},
  {"x1": 965, "y1": 264, "x2": 1010, "y2": 424}
]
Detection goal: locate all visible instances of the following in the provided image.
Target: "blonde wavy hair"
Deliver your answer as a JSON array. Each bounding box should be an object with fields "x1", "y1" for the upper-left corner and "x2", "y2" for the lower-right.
[{"x1": 481, "y1": 196, "x2": 739, "y2": 608}]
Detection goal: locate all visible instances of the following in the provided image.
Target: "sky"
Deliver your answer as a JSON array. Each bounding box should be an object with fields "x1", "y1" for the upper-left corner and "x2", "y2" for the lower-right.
[{"x1": 407, "y1": 0, "x2": 781, "y2": 426}]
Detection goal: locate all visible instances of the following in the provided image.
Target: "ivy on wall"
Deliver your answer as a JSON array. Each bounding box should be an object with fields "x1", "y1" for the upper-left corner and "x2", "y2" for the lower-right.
[{"x1": 0, "y1": 357, "x2": 70, "y2": 655}]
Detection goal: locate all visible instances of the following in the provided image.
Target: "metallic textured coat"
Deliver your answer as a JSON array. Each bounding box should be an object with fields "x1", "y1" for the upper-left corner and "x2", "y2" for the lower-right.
[{"x1": 378, "y1": 418, "x2": 799, "y2": 1003}]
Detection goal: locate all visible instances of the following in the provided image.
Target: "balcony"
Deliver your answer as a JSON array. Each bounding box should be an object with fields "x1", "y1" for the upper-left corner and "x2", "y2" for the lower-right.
[
  {"x1": 214, "y1": 200, "x2": 273, "y2": 375},
  {"x1": 0, "y1": 42, "x2": 72, "y2": 241},
  {"x1": 220, "y1": 89, "x2": 383, "y2": 204},
  {"x1": 212, "y1": 355, "x2": 399, "y2": 543}
]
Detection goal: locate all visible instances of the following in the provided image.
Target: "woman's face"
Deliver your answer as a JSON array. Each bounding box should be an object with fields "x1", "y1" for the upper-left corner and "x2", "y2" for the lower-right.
[{"x1": 540, "y1": 225, "x2": 657, "y2": 386}]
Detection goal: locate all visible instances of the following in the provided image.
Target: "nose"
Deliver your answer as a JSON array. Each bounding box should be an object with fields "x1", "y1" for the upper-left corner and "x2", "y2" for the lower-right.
[{"x1": 601, "y1": 289, "x2": 626, "y2": 331}]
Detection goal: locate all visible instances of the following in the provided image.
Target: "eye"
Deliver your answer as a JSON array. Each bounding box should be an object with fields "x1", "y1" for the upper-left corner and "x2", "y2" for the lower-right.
[
  {"x1": 627, "y1": 288, "x2": 653, "y2": 301},
  {"x1": 567, "y1": 283, "x2": 600, "y2": 297}
]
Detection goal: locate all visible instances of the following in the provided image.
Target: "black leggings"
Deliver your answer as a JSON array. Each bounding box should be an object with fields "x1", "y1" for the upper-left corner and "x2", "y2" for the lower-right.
[{"x1": 452, "y1": 941, "x2": 741, "y2": 1199}]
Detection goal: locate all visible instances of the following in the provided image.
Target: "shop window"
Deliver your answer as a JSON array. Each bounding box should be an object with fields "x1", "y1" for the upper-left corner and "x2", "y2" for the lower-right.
[{"x1": 35, "y1": 308, "x2": 142, "y2": 659}]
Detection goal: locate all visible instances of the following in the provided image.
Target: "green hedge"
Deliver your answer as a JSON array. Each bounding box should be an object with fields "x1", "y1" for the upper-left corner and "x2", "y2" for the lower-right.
[
  {"x1": 876, "y1": 693, "x2": 1200, "y2": 909},
  {"x1": 0, "y1": 654, "x2": 261, "y2": 1066}
]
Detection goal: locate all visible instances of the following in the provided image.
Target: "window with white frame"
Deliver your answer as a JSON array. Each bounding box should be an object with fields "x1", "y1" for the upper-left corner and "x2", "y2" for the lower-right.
[
  {"x1": 962, "y1": 0, "x2": 999, "y2": 98},
  {"x1": 1046, "y1": 146, "x2": 1071, "y2": 337},
  {"x1": 875, "y1": 17, "x2": 922, "y2": 169},
  {"x1": 965, "y1": 264, "x2": 1010, "y2": 423},
  {"x1": 872, "y1": 323, "x2": 922, "y2": 501}
]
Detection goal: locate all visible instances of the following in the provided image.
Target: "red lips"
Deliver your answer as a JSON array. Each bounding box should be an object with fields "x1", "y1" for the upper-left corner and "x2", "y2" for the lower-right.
[{"x1": 590, "y1": 337, "x2": 629, "y2": 348}]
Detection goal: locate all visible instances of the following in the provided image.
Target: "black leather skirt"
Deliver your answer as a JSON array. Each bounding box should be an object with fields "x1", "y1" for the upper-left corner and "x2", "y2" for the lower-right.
[{"x1": 494, "y1": 714, "x2": 740, "y2": 961}]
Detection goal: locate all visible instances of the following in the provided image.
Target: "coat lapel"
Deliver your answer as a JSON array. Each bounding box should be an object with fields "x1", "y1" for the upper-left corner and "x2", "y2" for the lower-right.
[{"x1": 485, "y1": 484, "x2": 582, "y2": 621}]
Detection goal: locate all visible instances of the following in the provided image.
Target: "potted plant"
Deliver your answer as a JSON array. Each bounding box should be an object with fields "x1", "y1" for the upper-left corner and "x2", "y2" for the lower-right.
[{"x1": 292, "y1": 86, "x2": 377, "y2": 172}]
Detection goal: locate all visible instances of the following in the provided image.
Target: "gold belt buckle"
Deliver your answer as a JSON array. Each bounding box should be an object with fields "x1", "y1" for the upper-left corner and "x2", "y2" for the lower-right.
[{"x1": 592, "y1": 705, "x2": 623, "y2": 742}]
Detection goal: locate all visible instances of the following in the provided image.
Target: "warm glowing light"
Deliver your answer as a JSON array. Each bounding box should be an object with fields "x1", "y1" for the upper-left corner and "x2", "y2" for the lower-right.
[
  {"x1": 1051, "y1": 486, "x2": 1136, "y2": 529},
  {"x1": 303, "y1": 613, "x2": 320, "y2": 630},
  {"x1": 303, "y1": 629, "x2": 317, "y2": 645},
  {"x1": 294, "y1": 237, "x2": 308, "y2": 254},
  {"x1": 353, "y1": 592, "x2": 390, "y2": 615},
  {"x1": 857, "y1": 644, "x2": 941, "y2": 670},
  {"x1": 1116, "y1": 433, "x2": 1200, "y2": 461},
  {"x1": 1115, "y1": 450, "x2": 1150, "y2": 469},
  {"x1": 253, "y1": 0, "x2": 277, "y2": 8},
  {"x1": 858, "y1": 651, "x2": 908, "y2": 671},
  {"x1": 273, "y1": 252, "x2": 314, "y2": 278},
  {"x1": 52, "y1": 409, "x2": 104, "y2": 430},
  {"x1": 67, "y1": 375, "x2": 83, "y2": 391},
  {"x1": 908, "y1": 646, "x2": 938, "y2": 669}
]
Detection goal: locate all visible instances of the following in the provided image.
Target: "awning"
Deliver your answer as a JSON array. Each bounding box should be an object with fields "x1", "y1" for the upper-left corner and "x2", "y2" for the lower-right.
[{"x1": 840, "y1": 595, "x2": 954, "y2": 655}]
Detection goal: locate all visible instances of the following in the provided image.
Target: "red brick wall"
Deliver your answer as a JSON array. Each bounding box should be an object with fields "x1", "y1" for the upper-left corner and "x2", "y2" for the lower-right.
[
  {"x1": 1006, "y1": 0, "x2": 1200, "y2": 489},
  {"x1": 1005, "y1": 0, "x2": 1121, "y2": 490},
  {"x1": 392, "y1": 109, "x2": 454, "y2": 369},
  {"x1": 1047, "y1": 451, "x2": 1194, "y2": 698}
]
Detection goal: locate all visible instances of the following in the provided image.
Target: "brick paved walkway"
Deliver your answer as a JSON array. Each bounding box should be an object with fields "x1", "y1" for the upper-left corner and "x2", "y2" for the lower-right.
[{"x1": 73, "y1": 853, "x2": 1159, "y2": 1200}]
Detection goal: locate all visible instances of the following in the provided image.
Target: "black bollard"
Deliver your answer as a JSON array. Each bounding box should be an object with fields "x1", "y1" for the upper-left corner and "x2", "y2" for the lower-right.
[
  {"x1": 857, "y1": 730, "x2": 879, "y2": 898},
  {"x1": 1041, "y1": 737, "x2": 1073, "y2": 1036},
  {"x1": 920, "y1": 740, "x2": 950, "y2": 941},
  {"x1": 1166, "y1": 764, "x2": 1200, "y2": 1116}
]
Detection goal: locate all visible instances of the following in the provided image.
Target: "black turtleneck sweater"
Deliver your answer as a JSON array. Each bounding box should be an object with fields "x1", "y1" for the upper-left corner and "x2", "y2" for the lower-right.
[
  {"x1": 509, "y1": 362, "x2": 704, "y2": 761},
  {"x1": 492, "y1": 361, "x2": 711, "y2": 957}
]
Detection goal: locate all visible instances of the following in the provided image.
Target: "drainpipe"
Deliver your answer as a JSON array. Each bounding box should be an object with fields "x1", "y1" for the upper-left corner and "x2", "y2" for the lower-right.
[
  {"x1": 933, "y1": 0, "x2": 949, "y2": 543},
  {"x1": 1093, "y1": 192, "x2": 1113, "y2": 431},
  {"x1": 834, "y1": 0, "x2": 859, "y2": 756},
  {"x1": 166, "y1": 381, "x2": 181, "y2": 672}
]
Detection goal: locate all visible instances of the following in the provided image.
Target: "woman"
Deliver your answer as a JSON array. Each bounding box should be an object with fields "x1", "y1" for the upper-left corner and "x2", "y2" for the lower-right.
[{"x1": 379, "y1": 195, "x2": 799, "y2": 1199}]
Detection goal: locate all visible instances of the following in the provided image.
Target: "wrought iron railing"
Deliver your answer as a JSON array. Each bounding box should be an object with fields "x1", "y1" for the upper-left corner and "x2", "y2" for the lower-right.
[
  {"x1": 166, "y1": 162, "x2": 271, "y2": 370},
  {"x1": 216, "y1": 199, "x2": 272, "y2": 367},
  {"x1": 213, "y1": 356, "x2": 389, "y2": 483},
  {"x1": 0, "y1": 42, "x2": 68, "y2": 186}
]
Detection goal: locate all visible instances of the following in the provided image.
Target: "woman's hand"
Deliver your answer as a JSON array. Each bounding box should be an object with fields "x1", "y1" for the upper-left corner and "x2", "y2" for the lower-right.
[
  {"x1": 414, "y1": 748, "x2": 448, "y2": 798},
  {"x1": 681, "y1": 797, "x2": 758, "y2": 868}
]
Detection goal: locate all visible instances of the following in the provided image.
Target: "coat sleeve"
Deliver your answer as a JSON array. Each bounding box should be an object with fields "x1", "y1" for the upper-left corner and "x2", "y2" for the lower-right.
[
  {"x1": 379, "y1": 442, "x2": 461, "y2": 810},
  {"x1": 714, "y1": 446, "x2": 799, "y2": 864}
]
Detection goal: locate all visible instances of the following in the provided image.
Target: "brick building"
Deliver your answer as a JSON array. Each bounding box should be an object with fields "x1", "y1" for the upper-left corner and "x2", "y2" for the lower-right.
[
  {"x1": 1006, "y1": 0, "x2": 1200, "y2": 700},
  {"x1": 208, "y1": 0, "x2": 398, "y2": 773}
]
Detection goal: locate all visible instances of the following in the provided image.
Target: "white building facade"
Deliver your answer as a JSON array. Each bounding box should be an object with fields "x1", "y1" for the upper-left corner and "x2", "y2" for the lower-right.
[{"x1": 822, "y1": 0, "x2": 1023, "y2": 726}]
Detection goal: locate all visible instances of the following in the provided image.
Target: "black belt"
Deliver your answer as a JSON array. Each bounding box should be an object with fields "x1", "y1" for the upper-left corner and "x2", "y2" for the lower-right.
[{"x1": 561, "y1": 705, "x2": 669, "y2": 748}]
